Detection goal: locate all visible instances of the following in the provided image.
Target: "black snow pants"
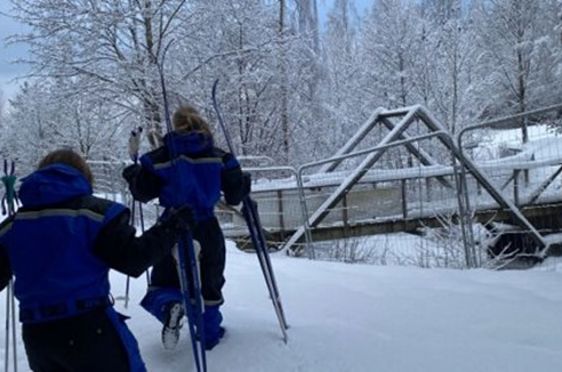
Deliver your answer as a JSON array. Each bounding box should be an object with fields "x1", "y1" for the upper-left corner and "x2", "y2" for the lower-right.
[
  {"x1": 22, "y1": 308, "x2": 130, "y2": 372},
  {"x1": 150, "y1": 216, "x2": 226, "y2": 305}
]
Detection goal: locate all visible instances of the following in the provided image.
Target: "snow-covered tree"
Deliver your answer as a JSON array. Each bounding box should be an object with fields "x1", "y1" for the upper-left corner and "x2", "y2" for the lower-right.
[
  {"x1": 3, "y1": 81, "x2": 56, "y2": 173},
  {"x1": 9, "y1": 0, "x2": 191, "y2": 148},
  {"x1": 3, "y1": 78, "x2": 129, "y2": 175},
  {"x1": 7, "y1": 0, "x2": 316, "y2": 163},
  {"x1": 473, "y1": 0, "x2": 562, "y2": 142},
  {"x1": 0, "y1": 88, "x2": 4, "y2": 127},
  {"x1": 415, "y1": 0, "x2": 476, "y2": 133},
  {"x1": 318, "y1": 0, "x2": 368, "y2": 153},
  {"x1": 167, "y1": 0, "x2": 315, "y2": 163},
  {"x1": 360, "y1": 0, "x2": 420, "y2": 108}
]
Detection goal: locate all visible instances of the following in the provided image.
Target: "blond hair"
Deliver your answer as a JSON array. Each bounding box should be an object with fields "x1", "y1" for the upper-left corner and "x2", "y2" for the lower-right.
[
  {"x1": 38, "y1": 149, "x2": 94, "y2": 185},
  {"x1": 172, "y1": 105, "x2": 212, "y2": 138}
]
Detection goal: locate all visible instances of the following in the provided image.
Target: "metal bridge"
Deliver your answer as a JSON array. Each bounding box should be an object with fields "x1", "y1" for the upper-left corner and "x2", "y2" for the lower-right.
[{"x1": 220, "y1": 104, "x2": 562, "y2": 265}]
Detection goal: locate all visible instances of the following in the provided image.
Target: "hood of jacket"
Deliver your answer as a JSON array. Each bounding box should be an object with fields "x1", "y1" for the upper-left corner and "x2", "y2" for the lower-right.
[
  {"x1": 164, "y1": 132, "x2": 214, "y2": 156},
  {"x1": 19, "y1": 163, "x2": 93, "y2": 208}
]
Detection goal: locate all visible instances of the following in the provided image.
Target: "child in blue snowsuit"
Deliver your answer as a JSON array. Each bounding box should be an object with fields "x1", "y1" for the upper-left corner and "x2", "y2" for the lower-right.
[
  {"x1": 123, "y1": 105, "x2": 250, "y2": 350},
  {"x1": 0, "y1": 149, "x2": 194, "y2": 371}
]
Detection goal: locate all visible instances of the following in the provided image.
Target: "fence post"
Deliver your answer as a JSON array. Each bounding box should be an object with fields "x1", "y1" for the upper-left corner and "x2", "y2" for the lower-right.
[
  {"x1": 277, "y1": 190, "x2": 285, "y2": 240},
  {"x1": 342, "y1": 192, "x2": 349, "y2": 238},
  {"x1": 401, "y1": 179, "x2": 408, "y2": 219},
  {"x1": 513, "y1": 169, "x2": 520, "y2": 207}
]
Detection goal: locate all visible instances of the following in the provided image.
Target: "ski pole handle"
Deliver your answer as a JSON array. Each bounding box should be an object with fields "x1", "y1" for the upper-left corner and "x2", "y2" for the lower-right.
[{"x1": 128, "y1": 127, "x2": 143, "y2": 163}]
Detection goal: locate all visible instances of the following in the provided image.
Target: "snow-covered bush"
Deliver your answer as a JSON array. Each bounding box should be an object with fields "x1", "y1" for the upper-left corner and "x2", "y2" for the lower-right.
[
  {"x1": 313, "y1": 236, "x2": 388, "y2": 264},
  {"x1": 418, "y1": 212, "x2": 498, "y2": 269}
]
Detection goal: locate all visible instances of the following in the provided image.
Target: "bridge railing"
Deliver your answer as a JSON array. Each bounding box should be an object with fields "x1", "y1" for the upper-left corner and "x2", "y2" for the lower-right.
[
  {"x1": 286, "y1": 131, "x2": 464, "y2": 257},
  {"x1": 458, "y1": 104, "x2": 562, "y2": 206},
  {"x1": 457, "y1": 103, "x2": 562, "y2": 261}
]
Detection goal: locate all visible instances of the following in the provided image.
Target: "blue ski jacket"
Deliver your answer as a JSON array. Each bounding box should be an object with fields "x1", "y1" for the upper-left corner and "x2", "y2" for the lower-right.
[
  {"x1": 124, "y1": 131, "x2": 250, "y2": 221},
  {"x1": 0, "y1": 164, "x2": 180, "y2": 323}
]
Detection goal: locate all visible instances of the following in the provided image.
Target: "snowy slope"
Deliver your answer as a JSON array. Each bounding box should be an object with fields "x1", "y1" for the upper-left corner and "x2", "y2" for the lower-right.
[{"x1": 2, "y1": 242, "x2": 562, "y2": 371}]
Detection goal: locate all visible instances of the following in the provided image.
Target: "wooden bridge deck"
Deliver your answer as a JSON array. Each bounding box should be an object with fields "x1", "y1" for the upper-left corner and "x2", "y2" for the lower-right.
[{"x1": 229, "y1": 201, "x2": 562, "y2": 249}]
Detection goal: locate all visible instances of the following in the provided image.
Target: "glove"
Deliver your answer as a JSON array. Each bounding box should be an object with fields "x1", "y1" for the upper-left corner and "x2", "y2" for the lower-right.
[
  {"x1": 220, "y1": 151, "x2": 241, "y2": 169},
  {"x1": 242, "y1": 172, "x2": 251, "y2": 197},
  {"x1": 122, "y1": 164, "x2": 141, "y2": 182},
  {"x1": 222, "y1": 168, "x2": 251, "y2": 205},
  {"x1": 160, "y1": 205, "x2": 196, "y2": 234}
]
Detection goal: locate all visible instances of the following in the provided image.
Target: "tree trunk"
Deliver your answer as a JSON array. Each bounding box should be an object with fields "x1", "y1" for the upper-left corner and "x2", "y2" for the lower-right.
[
  {"x1": 142, "y1": 0, "x2": 163, "y2": 149},
  {"x1": 279, "y1": 0, "x2": 290, "y2": 163}
]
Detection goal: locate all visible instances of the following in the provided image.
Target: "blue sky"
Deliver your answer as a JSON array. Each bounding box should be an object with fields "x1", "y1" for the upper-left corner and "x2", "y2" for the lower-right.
[
  {"x1": 0, "y1": 0, "x2": 373, "y2": 100},
  {"x1": 0, "y1": 1, "x2": 29, "y2": 100},
  {"x1": 319, "y1": 0, "x2": 371, "y2": 20}
]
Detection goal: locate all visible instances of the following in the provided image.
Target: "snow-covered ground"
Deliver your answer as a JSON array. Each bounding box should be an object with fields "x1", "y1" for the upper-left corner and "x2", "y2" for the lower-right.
[
  {"x1": 2, "y1": 124, "x2": 562, "y2": 371},
  {"x1": 2, "y1": 241, "x2": 562, "y2": 372}
]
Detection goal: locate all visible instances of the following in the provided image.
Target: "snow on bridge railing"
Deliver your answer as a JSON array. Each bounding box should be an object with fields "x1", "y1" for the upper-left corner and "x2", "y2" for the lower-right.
[{"x1": 250, "y1": 152, "x2": 562, "y2": 193}]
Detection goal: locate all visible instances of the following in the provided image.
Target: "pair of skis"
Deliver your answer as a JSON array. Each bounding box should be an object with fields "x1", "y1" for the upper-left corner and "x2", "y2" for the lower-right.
[{"x1": 212, "y1": 80, "x2": 289, "y2": 342}]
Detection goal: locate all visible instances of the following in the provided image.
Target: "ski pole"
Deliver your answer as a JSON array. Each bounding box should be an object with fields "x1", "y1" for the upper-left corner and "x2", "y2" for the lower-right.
[
  {"x1": 124, "y1": 192, "x2": 135, "y2": 309},
  {"x1": 2, "y1": 282, "x2": 18, "y2": 372},
  {"x1": 1, "y1": 159, "x2": 12, "y2": 372},
  {"x1": 138, "y1": 202, "x2": 150, "y2": 286},
  {"x1": 4, "y1": 282, "x2": 10, "y2": 372},
  {"x1": 2, "y1": 160, "x2": 19, "y2": 372},
  {"x1": 124, "y1": 128, "x2": 151, "y2": 307}
]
